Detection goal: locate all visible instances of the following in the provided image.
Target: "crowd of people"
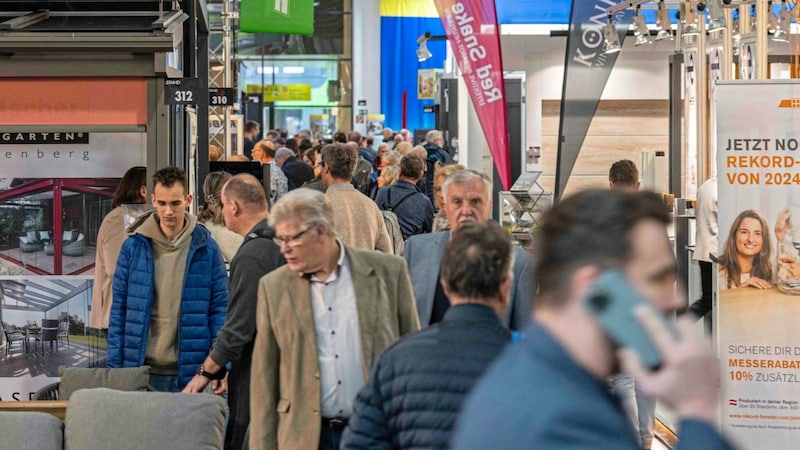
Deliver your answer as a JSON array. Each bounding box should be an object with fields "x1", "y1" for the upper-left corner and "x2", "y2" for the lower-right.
[{"x1": 88, "y1": 133, "x2": 733, "y2": 449}]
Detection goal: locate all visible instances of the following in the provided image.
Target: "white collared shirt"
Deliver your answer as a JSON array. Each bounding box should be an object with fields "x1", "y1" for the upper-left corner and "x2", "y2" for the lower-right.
[{"x1": 309, "y1": 241, "x2": 364, "y2": 418}]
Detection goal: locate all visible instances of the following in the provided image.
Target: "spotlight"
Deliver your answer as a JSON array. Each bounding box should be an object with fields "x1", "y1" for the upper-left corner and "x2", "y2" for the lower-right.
[
  {"x1": 603, "y1": 16, "x2": 622, "y2": 54},
  {"x1": 772, "y1": 1, "x2": 790, "y2": 42},
  {"x1": 416, "y1": 32, "x2": 432, "y2": 62},
  {"x1": 768, "y1": 1, "x2": 779, "y2": 34},
  {"x1": 632, "y1": 7, "x2": 652, "y2": 46},
  {"x1": 707, "y1": 0, "x2": 726, "y2": 33},
  {"x1": 656, "y1": 1, "x2": 674, "y2": 40},
  {"x1": 682, "y1": 0, "x2": 700, "y2": 37}
]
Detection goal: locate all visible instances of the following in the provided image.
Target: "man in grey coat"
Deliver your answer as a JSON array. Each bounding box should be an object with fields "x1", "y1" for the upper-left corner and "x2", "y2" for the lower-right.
[{"x1": 404, "y1": 169, "x2": 533, "y2": 331}]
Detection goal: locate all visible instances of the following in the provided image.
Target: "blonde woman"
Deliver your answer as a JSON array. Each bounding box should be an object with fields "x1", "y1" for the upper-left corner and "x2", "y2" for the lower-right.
[
  {"x1": 198, "y1": 171, "x2": 243, "y2": 264},
  {"x1": 378, "y1": 165, "x2": 400, "y2": 188}
]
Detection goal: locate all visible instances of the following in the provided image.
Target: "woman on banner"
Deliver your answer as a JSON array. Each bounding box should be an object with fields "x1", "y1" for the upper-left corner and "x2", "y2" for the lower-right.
[
  {"x1": 718, "y1": 209, "x2": 773, "y2": 289},
  {"x1": 90, "y1": 166, "x2": 147, "y2": 331}
]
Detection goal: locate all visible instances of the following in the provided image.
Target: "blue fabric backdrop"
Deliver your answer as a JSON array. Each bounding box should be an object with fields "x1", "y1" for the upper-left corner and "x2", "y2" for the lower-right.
[{"x1": 380, "y1": 16, "x2": 446, "y2": 136}]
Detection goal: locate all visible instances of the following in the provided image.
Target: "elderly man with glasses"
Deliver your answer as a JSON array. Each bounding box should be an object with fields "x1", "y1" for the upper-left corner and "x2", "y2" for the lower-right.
[{"x1": 248, "y1": 188, "x2": 420, "y2": 450}]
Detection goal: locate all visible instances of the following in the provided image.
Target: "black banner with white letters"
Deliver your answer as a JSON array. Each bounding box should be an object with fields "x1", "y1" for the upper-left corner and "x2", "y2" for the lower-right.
[{"x1": 555, "y1": 0, "x2": 631, "y2": 199}]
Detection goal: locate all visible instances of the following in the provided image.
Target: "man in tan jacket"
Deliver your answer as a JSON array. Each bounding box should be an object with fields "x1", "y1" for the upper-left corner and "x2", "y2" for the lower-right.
[
  {"x1": 321, "y1": 142, "x2": 393, "y2": 253},
  {"x1": 249, "y1": 188, "x2": 419, "y2": 450}
]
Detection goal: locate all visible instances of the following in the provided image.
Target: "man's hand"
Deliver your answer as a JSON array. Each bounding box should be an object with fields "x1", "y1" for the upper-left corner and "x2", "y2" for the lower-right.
[
  {"x1": 619, "y1": 307, "x2": 719, "y2": 423},
  {"x1": 182, "y1": 375, "x2": 210, "y2": 393},
  {"x1": 211, "y1": 373, "x2": 228, "y2": 395}
]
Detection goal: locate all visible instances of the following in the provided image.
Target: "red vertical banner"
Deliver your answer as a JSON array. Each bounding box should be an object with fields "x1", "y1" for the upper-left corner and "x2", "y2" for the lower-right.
[{"x1": 434, "y1": 0, "x2": 511, "y2": 190}]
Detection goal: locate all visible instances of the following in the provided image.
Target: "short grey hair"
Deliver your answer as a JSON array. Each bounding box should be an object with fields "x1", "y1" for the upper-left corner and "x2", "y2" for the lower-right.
[
  {"x1": 425, "y1": 129, "x2": 443, "y2": 143},
  {"x1": 297, "y1": 129, "x2": 312, "y2": 141},
  {"x1": 268, "y1": 188, "x2": 336, "y2": 237},
  {"x1": 275, "y1": 148, "x2": 294, "y2": 161},
  {"x1": 442, "y1": 169, "x2": 492, "y2": 201}
]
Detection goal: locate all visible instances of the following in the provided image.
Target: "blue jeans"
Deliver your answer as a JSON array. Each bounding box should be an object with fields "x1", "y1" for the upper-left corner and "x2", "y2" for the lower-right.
[
  {"x1": 318, "y1": 425, "x2": 342, "y2": 450},
  {"x1": 611, "y1": 374, "x2": 656, "y2": 449},
  {"x1": 149, "y1": 374, "x2": 180, "y2": 393}
]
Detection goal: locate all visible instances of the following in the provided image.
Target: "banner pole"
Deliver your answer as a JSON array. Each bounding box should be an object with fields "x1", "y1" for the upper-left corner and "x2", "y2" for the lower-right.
[{"x1": 402, "y1": 91, "x2": 407, "y2": 130}]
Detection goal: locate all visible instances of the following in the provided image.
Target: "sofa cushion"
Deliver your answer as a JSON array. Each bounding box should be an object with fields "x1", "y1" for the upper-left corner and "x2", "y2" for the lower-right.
[
  {"x1": 65, "y1": 388, "x2": 226, "y2": 450},
  {"x1": 0, "y1": 411, "x2": 63, "y2": 450},
  {"x1": 27, "y1": 231, "x2": 38, "y2": 242},
  {"x1": 39, "y1": 231, "x2": 50, "y2": 241},
  {"x1": 19, "y1": 236, "x2": 30, "y2": 245},
  {"x1": 62, "y1": 230, "x2": 73, "y2": 241},
  {"x1": 58, "y1": 366, "x2": 151, "y2": 400}
]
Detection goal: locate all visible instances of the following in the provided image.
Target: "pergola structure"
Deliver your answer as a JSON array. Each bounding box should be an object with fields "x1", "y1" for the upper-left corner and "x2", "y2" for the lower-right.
[
  {"x1": 0, "y1": 279, "x2": 91, "y2": 314},
  {"x1": 0, "y1": 178, "x2": 116, "y2": 275}
]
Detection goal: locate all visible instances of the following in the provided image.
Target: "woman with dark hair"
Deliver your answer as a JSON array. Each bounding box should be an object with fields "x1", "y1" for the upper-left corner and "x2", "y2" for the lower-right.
[
  {"x1": 718, "y1": 209, "x2": 773, "y2": 289},
  {"x1": 90, "y1": 166, "x2": 147, "y2": 330},
  {"x1": 198, "y1": 171, "x2": 243, "y2": 264}
]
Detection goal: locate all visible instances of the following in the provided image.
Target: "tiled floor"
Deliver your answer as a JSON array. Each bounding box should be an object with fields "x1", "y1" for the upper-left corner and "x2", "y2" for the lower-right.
[
  {"x1": 0, "y1": 340, "x2": 105, "y2": 378},
  {"x1": 0, "y1": 246, "x2": 95, "y2": 276}
]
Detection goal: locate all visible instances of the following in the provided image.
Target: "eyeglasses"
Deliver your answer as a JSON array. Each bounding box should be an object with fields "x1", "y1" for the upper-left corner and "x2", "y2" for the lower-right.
[{"x1": 274, "y1": 225, "x2": 314, "y2": 248}]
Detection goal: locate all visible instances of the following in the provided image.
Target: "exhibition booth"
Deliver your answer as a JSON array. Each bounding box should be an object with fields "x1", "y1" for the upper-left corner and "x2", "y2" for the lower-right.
[{"x1": 0, "y1": 0, "x2": 799, "y2": 448}]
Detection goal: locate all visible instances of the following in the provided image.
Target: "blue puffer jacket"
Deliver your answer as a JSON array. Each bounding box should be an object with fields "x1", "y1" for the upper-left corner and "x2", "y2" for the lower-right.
[{"x1": 107, "y1": 224, "x2": 228, "y2": 388}]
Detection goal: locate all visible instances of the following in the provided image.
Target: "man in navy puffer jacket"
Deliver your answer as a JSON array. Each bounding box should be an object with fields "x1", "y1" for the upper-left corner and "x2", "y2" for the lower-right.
[
  {"x1": 107, "y1": 166, "x2": 228, "y2": 392},
  {"x1": 340, "y1": 222, "x2": 514, "y2": 449}
]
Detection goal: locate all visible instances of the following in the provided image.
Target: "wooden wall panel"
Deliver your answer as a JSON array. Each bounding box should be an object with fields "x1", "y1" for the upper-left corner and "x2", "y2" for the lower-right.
[{"x1": 540, "y1": 99, "x2": 670, "y2": 197}]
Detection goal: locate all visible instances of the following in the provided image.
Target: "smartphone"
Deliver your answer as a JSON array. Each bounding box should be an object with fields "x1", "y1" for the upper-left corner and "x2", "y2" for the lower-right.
[{"x1": 582, "y1": 270, "x2": 675, "y2": 371}]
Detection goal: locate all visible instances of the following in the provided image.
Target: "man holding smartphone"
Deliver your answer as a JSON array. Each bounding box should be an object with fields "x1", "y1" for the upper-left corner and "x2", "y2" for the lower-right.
[{"x1": 452, "y1": 190, "x2": 733, "y2": 449}]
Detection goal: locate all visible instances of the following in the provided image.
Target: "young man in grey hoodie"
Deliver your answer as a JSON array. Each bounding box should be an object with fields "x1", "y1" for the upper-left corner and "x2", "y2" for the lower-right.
[{"x1": 107, "y1": 166, "x2": 228, "y2": 392}]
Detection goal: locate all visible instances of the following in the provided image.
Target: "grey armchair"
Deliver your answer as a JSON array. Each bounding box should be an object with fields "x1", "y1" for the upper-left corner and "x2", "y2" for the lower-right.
[
  {"x1": 63, "y1": 233, "x2": 85, "y2": 257},
  {"x1": 19, "y1": 230, "x2": 44, "y2": 253}
]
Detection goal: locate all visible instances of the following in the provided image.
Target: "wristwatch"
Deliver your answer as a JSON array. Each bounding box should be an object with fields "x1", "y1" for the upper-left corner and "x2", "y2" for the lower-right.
[{"x1": 196, "y1": 365, "x2": 227, "y2": 380}]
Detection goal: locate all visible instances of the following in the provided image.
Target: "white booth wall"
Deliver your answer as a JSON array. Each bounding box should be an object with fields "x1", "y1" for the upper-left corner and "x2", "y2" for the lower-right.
[{"x1": 502, "y1": 34, "x2": 676, "y2": 196}]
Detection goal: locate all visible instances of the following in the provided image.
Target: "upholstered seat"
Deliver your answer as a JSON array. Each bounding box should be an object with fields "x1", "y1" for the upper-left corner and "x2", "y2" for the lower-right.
[
  {"x1": 63, "y1": 233, "x2": 85, "y2": 257},
  {"x1": 19, "y1": 231, "x2": 45, "y2": 253}
]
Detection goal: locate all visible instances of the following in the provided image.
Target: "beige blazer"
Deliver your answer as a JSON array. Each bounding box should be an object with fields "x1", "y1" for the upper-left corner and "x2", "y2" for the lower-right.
[
  {"x1": 90, "y1": 207, "x2": 126, "y2": 329},
  {"x1": 249, "y1": 247, "x2": 420, "y2": 450}
]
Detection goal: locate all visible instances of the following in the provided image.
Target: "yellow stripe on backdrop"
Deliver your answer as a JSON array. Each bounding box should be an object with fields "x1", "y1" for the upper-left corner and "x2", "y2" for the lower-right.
[{"x1": 380, "y1": 0, "x2": 439, "y2": 18}]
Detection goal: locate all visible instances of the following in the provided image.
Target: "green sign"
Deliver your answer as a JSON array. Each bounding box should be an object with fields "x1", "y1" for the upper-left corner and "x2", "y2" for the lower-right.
[
  {"x1": 240, "y1": 0, "x2": 315, "y2": 35},
  {"x1": 246, "y1": 84, "x2": 312, "y2": 102}
]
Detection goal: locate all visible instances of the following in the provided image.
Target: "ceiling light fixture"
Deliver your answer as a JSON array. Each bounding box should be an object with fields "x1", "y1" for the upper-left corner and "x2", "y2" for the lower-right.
[
  {"x1": 416, "y1": 32, "x2": 432, "y2": 62},
  {"x1": 772, "y1": 0, "x2": 790, "y2": 42},
  {"x1": 682, "y1": 0, "x2": 700, "y2": 37},
  {"x1": 632, "y1": 6, "x2": 652, "y2": 46},
  {"x1": 603, "y1": 15, "x2": 622, "y2": 54},
  {"x1": 707, "y1": 0, "x2": 726, "y2": 33},
  {"x1": 656, "y1": 1, "x2": 673, "y2": 40}
]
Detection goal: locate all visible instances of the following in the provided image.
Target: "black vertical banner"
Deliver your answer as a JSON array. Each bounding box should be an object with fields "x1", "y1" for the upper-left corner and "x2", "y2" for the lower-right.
[{"x1": 555, "y1": 0, "x2": 632, "y2": 199}]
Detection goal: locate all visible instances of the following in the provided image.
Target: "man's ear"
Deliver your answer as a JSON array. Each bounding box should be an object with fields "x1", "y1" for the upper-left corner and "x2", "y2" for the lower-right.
[
  {"x1": 498, "y1": 275, "x2": 513, "y2": 308},
  {"x1": 569, "y1": 265, "x2": 602, "y2": 307},
  {"x1": 185, "y1": 194, "x2": 193, "y2": 207}
]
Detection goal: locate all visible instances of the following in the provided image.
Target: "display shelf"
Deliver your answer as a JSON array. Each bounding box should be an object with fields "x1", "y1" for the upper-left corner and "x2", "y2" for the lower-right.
[{"x1": 500, "y1": 172, "x2": 553, "y2": 251}]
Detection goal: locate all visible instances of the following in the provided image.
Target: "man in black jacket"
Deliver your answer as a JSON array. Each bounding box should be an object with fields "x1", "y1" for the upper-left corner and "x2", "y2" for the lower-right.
[
  {"x1": 375, "y1": 154, "x2": 434, "y2": 240},
  {"x1": 421, "y1": 129, "x2": 453, "y2": 203},
  {"x1": 182, "y1": 173, "x2": 285, "y2": 450},
  {"x1": 275, "y1": 147, "x2": 315, "y2": 190},
  {"x1": 340, "y1": 221, "x2": 513, "y2": 449}
]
